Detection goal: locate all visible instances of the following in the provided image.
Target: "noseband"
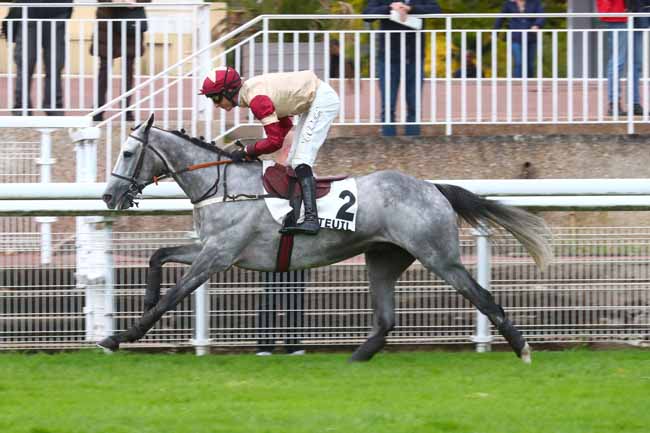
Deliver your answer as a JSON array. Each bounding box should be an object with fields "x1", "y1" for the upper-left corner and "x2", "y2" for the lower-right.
[{"x1": 110, "y1": 129, "x2": 170, "y2": 207}]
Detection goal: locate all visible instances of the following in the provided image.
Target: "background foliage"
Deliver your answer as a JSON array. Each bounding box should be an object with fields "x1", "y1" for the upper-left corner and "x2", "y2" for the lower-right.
[{"x1": 219, "y1": 0, "x2": 572, "y2": 77}]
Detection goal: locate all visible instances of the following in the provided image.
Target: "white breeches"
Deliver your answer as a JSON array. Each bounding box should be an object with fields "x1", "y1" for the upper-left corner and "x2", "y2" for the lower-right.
[{"x1": 286, "y1": 82, "x2": 340, "y2": 168}]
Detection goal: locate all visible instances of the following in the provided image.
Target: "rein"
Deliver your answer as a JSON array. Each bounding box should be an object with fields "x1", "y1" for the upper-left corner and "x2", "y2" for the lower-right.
[{"x1": 152, "y1": 159, "x2": 233, "y2": 185}]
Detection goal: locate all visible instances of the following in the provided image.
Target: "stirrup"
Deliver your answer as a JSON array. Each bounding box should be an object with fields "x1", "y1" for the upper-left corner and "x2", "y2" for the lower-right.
[{"x1": 280, "y1": 219, "x2": 320, "y2": 235}]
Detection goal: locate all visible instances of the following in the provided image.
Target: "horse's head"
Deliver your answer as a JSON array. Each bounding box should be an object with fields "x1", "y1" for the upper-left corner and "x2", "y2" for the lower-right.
[{"x1": 102, "y1": 114, "x2": 168, "y2": 210}]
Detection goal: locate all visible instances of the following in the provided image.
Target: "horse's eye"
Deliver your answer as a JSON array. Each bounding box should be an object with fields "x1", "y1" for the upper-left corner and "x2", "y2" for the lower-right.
[{"x1": 123, "y1": 151, "x2": 134, "y2": 158}]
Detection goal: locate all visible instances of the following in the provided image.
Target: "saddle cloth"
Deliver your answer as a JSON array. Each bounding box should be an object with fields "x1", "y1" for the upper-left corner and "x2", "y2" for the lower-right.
[{"x1": 261, "y1": 161, "x2": 359, "y2": 232}]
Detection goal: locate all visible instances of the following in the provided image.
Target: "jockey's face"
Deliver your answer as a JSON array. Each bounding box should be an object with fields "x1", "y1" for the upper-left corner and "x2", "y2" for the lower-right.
[{"x1": 210, "y1": 94, "x2": 235, "y2": 111}]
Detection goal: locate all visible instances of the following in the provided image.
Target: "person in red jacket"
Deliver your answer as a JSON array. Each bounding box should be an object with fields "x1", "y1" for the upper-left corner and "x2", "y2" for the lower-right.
[
  {"x1": 596, "y1": 0, "x2": 643, "y2": 116},
  {"x1": 199, "y1": 67, "x2": 340, "y2": 235}
]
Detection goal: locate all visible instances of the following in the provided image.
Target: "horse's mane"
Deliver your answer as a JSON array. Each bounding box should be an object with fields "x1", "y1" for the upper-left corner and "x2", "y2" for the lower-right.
[{"x1": 159, "y1": 127, "x2": 233, "y2": 157}]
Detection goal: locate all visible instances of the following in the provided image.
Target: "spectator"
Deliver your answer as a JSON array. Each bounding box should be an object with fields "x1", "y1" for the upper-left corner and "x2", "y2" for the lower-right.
[
  {"x1": 328, "y1": 38, "x2": 354, "y2": 79},
  {"x1": 363, "y1": 1, "x2": 441, "y2": 137},
  {"x1": 494, "y1": 0, "x2": 544, "y2": 79},
  {"x1": 453, "y1": 50, "x2": 483, "y2": 78},
  {"x1": 92, "y1": 0, "x2": 150, "y2": 122},
  {"x1": 256, "y1": 271, "x2": 307, "y2": 356},
  {"x1": 599, "y1": 0, "x2": 647, "y2": 116},
  {"x1": 2, "y1": 0, "x2": 73, "y2": 116}
]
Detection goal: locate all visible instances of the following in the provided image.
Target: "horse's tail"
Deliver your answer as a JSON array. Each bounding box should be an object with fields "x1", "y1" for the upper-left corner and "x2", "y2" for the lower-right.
[{"x1": 435, "y1": 183, "x2": 553, "y2": 269}]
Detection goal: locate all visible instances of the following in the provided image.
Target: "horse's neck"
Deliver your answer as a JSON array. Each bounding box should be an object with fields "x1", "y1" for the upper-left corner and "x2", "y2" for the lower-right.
[{"x1": 153, "y1": 132, "x2": 261, "y2": 202}]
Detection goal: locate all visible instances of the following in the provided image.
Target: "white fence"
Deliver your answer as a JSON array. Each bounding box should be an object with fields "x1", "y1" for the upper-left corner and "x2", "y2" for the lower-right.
[
  {"x1": 4, "y1": 10, "x2": 650, "y2": 177},
  {"x1": 0, "y1": 226, "x2": 648, "y2": 350}
]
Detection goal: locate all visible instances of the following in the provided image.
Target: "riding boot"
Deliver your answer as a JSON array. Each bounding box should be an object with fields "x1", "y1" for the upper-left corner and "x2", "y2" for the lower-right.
[{"x1": 282, "y1": 164, "x2": 320, "y2": 235}]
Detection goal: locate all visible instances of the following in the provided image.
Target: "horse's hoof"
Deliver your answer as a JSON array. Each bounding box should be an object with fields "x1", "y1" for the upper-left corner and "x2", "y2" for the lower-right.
[
  {"x1": 348, "y1": 351, "x2": 373, "y2": 363},
  {"x1": 97, "y1": 336, "x2": 120, "y2": 353},
  {"x1": 520, "y1": 342, "x2": 532, "y2": 364}
]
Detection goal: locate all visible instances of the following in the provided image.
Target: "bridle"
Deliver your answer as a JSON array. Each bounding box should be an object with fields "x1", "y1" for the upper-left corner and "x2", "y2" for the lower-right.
[
  {"x1": 110, "y1": 126, "x2": 176, "y2": 208},
  {"x1": 110, "y1": 126, "x2": 259, "y2": 208}
]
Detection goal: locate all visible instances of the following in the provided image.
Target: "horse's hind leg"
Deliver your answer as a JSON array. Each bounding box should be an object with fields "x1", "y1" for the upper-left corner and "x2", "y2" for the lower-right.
[
  {"x1": 425, "y1": 258, "x2": 531, "y2": 363},
  {"x1": 144, "y1": 244, "x2": 203, "y2": 312},
  {"x1": 349, "y1": 244, "x2": 414, "y2": 362}
]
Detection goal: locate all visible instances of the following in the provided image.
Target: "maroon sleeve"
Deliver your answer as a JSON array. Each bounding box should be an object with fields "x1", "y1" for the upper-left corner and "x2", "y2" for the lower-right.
[
  {"x1": 247, "y1": 122, "x2": 288, "y2": 155},
  {"x1": 244, "y1": 95, "x2": 288, "y2": 155},
  {"x1": 278, "y1": 116, "x2": 293, "y2": 132}
]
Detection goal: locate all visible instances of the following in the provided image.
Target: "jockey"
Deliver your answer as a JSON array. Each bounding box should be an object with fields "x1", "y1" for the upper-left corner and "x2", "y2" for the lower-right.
[{"x1": 199, "y1": 66, "x2": 340, "y2": 236}]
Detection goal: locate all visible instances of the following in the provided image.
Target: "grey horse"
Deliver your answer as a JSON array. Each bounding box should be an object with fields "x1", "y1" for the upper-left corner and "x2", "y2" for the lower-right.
[{"x1": 99, "y1": 114, "x2": 552, "y2": 363}]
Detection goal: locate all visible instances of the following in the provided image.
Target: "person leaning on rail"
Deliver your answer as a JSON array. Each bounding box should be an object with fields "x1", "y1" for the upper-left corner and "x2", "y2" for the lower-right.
[{"x1": 198, "y1": 66, "x2": 340, "y2": 236}]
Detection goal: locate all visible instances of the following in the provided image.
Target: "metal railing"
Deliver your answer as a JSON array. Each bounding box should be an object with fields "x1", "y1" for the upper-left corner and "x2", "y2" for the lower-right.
[
  {"x1": 4, "y1": 10, "x2": 650, "y2": 177},
  {"x1": 0, "y1": 2, "x2": 215, "y2": 116},
  {"x1": 0, "y1": 227, "x2": 648, "y2": 350}
]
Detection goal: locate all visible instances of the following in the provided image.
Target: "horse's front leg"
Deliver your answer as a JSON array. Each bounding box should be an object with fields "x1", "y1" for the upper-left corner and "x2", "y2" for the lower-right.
[
  {"x1": 98, "y1": 242, "x2": 231, "y2": 352},
  {"x1": 144, "y1": 244, "x2": 203, "y2": 313}
]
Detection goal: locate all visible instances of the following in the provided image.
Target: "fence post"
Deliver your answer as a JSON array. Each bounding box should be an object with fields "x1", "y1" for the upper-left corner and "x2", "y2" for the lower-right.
[
  {"x1": 197, "y1": 3, "x2": 212, "y2": 124},
  {"x1": 70, "y1": 126, "x2": 115, "y2": 343},
  {"x1": 35, "y1": 128, "x2": 56, "y2": 264},
  {"x1": 472, "y1": 224, "x2": 493, "y2": 352},
  {"x1": 189, "y1": 230, "x2": 210, "y2": 355}
]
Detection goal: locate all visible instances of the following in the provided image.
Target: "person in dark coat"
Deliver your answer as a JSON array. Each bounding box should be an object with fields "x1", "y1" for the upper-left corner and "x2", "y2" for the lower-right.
[
  {"x1": 493, "y1": 0, "x2": 545, "y2": 79},
  {"x1": 363, "y1": 0, "x2": 441, "y2": 137},
  {"x1": 92, "y1": 0, "x2": 150, "y2": 121},
  {"x1": 1, "y1": 0, "x2": 73, "y2": 116}
]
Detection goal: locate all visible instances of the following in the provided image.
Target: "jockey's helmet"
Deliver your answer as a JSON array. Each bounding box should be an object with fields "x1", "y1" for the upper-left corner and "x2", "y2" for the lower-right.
[{"x1": 199, "y1": 66, "x2": 242, "y2": 104}]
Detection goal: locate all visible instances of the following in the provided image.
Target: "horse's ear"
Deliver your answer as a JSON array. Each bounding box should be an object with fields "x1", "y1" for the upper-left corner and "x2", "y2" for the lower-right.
[{"x1": 145, "y1": 113, "x2": 155, "y2": 131}]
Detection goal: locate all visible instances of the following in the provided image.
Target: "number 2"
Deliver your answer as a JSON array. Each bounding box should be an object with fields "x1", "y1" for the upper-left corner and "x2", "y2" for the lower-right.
[{"x1": 336, "y1": 190, "x2": 356, "y2": 222}]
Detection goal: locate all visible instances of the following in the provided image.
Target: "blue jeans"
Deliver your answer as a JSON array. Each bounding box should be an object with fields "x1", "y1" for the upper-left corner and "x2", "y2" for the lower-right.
[
  {"x1": 606, "y1": 22, "x2": 641, "y2": 105},
  {"x1": 511, "y1": 41, "x2": 537, "y2": 78},
  {"x1": 377, "y1": 56, "x2": 422, "y2": 136}
]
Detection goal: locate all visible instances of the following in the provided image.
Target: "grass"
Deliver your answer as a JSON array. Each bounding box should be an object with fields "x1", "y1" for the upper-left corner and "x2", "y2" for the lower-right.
[{"x1": 0, "y1": 349, "x2": 649, "y2": 433}]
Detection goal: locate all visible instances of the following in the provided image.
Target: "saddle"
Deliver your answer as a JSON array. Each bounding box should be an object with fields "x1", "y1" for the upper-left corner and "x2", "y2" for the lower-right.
[
  {"x1": 262, "y1": 163, "x2": 349, "y2": 273},
  {"x1": 262, "y1": 163, "x2": 348, "y2": 200}
]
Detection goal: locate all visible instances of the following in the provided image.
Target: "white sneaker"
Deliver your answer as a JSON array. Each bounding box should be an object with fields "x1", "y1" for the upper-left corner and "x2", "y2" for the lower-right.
[
  {"x1": 256, "y1": 351, "x2": 272, "y2": 356},
  {"x1": 288, "y1": 349, "x2": 306, "y2": 356}
]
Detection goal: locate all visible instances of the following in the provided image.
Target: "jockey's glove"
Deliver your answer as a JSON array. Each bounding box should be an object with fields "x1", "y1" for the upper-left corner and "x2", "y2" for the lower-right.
[{"x1": 230, "y1": 148, "x2": 247, "y2": 162}]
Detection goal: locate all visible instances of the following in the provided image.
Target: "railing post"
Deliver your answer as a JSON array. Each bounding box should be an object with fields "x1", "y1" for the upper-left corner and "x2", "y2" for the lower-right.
[
  {"x1": 472, "y1": 224, "x2": 493, "y2": 352},
  {"x1": 445, "y1": 17, "x2": 453, "y2": 135},
  {"x1": 189, "y1": 230, "x2": 210, "y2": 355},
  {"x1": 70, "y1": 126, "x2": 115, "y2": 343},
  {"x1": 35, "y1": 128, "x2": 56, "y2": 264},
  {"x1": 262, "y1": 17, "x2": 269, "y2": 75},
  {"x1": 197, "y1": 3, "x2": 212, "y2": 124},
  {"x1": 626, "y1": 15, "x2": 635, "y2": 134}
]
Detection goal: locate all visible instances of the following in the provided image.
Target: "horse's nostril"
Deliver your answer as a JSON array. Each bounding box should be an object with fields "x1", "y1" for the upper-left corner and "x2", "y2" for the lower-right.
[{"x1": 102, "y1": 194, "x2": 112, "y2": 204}]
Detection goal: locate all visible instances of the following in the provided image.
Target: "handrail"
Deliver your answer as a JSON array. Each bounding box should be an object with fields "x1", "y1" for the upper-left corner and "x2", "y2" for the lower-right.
[{"x1": 90, "y1": 14, "x2": 266, "y2": 121}]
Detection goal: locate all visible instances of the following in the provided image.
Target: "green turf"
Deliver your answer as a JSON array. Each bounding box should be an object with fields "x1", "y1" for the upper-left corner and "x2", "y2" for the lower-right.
[{"x1": 0, "y1": 349, "x2": 649, "y2": 433}]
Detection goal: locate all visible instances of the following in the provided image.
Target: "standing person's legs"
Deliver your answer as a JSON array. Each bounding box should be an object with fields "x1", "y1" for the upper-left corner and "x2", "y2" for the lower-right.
[
  {"x1": 511, "y1": 42, "x2": 523, "y2": 78},
  {"x1": 632, "y1": 29, "x2": 642, "y2": 110},
  {"x1": 13, "y1": 22, "x2": 37, "y2": 114},
  {"x1": 404, "y1": 62, "x2": 422, "y2": 136},
  {"x1": 42, "y1": 21, "x2": 66, "y2": 115},
  {"x1": 285, "y1": 270, "x2": 306, "y2": 354},
  {"x1": 257, "y1": 272, "x2": 277, "y2": 355},
  {"x1": 526, "y1": 41, "x2": 537, "y2": 79},
  {"x1": 94, "y1": 56, "x2": 109, "y2": 121},
  {"x1": 607, "y1": 22, "x2": 627, "y2": 113},
  {"x1": 377, "y1": 55, "x2": 400, "y2": 136}
]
